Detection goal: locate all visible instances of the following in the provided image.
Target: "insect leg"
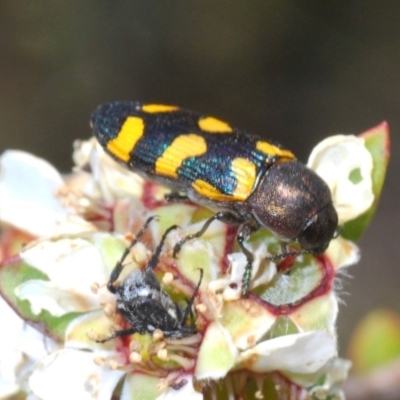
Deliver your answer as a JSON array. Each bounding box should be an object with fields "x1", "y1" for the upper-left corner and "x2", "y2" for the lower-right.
[
  {"x1": 164, "y1": 192, "x2": 189, "y2": 202},
  {"x1": 237, "y1": 222, "x2": 259, "y2": 297},
  {"x1": 179, "y1": 269, "x2": 203, "y2": 328},
  {"x1": 108, "y1": 215, "x2": 158, "y2": 293},
  {"x1": 145, "y1": 224, "x2": 180, "y2": 271},
  {"x1": 95, "y1": 327, "x2": 137, "y2": 343},
  {"x1": 173, "y1": 211, "x2": 243, "y2": 257}
]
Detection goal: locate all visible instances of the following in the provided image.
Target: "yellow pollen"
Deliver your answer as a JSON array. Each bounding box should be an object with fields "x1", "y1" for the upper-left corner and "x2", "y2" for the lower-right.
[
  {"x1": 124, "y1": 232, "x2": 134, "y2": 241},
  {"x1": 162, "y1": 272, "x2": 174, "y2": 285},
  {"x1": 93, "y1": 356, "x2": 106, "y2": 366},
  {"x1": 157, "y1": 349, "x2": 169, "y2": 360},
  {"x1": 109, "y1": 359, "x2": 120, "y2": 370},
  {"x1": 90, "y1": 282, "x2": 100, "y2": 294},
  {"x1": 103, "y1": 303, "x2": 115, "y2": 317},
  {"x1": 129, "y1": 351, "x2": 142, "y2": 363},
  {"x1": 196, "y1": 303, "x2": 207, "y2": 313},
  {"x1": 247, "y1": 334, "x2": 257, "y2": 347},
  {"x1": 153, "y1": 329, "x2": 165, "y2": 341}
]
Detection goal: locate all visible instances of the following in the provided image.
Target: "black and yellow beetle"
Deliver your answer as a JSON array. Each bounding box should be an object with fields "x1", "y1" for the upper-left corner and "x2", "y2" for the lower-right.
[{"x1": 91, "y1": 102, "x2": 338, "y2": 296}]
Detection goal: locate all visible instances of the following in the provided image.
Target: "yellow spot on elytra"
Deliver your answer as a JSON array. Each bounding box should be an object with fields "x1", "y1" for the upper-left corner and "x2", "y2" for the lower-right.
[
  {"x1": 106, "y1": 117, "x2": 144, "y2": 162},
  {"x1": 142, "y1": 104, "x2": 179, "y2": 113},
  {"x1": 198, "y1": 116, "x2": 233, "y2": 133},
  {"x1": 256, "y1": 141, "x2": 295, "y2": 160},
  {"x1": 192, "y1": 179, "x2": 233, "y2": 201},
  {"x1": 193, "y1": 158, "x2": 255, "y2": 202},
  {"x1": 155, "y1": 134, "x2": 206, "y2": 178},
  {"x1": 231, "y1": 158, "x2": 256, "y2": 199}
]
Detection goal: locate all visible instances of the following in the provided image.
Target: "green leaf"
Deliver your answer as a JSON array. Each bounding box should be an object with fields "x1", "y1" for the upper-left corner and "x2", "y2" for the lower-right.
[
  {"x1": 0, "y1": 257, "x2": 81, "y2": 341},
  {"x1": 348, "y1": 309, "x2": 400, "y2": 374},
  {"x1": 341, "y1": 122, "x2": 390, "y2": 241}
]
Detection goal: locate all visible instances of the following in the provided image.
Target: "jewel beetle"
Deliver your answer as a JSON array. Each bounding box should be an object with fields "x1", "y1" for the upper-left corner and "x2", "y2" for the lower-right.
[{"x1": 91, "y1": 101, "x2": 338, "y2": 296}]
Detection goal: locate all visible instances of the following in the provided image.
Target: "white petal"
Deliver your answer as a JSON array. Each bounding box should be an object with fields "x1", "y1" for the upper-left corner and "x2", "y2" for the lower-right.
[
  {"x1": 326, "y1": 236, "x2": 360, "y2": 270},
  {"x1": 310, "y1": 357, "x2": 351, "y2": 394},
  {"x1": 21, "y1": 234, "x2": 110, "y2": 282},
  {"x1": 0, "y1": 378, "x2": 19, "y2": 399},
  {"x1": 65, "y1": 310, "x2": 116, "y2": 350},
  {"x1": 18, "y1": 234, "x2": 119, "y2": 315},
  {"x1": 15, "y1": 279, "x2": 99, "y2": 315},
  {"x1": 120, "y1": 373, "x2": 161, "y2": 400},
  {"x1": 0, "y1": 298, "x2": 25, "y2": 393},
  {"x1": 308, "y1": 135, "x2": 374, "y2": 224},
  {"x1": 0, "y1": 298, "x2": 58, "y2": 397},
  {"x1": 237, "y1": 330, "x2": 336, "y2": 375},
  {"x1": 195, "y1": 322, "x2": 238, "y2": 380},
  {"x1": 73, "y1": 139, "x2": 144, "y2": 204},
  {"x1": 29, "y1": 349, "x2": 124, "y2": 400},
  {"x1": 0, "y1": 150, "x2": 71, "y2": 236},
  {"x1": 290, "y1": 293, "x2": 338, "y2": 335}
]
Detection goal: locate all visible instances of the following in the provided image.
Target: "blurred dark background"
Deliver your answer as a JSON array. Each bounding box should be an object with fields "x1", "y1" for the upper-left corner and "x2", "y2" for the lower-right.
[{"x1": 0, "y1": 1, "x2": 398, "y2": 356}]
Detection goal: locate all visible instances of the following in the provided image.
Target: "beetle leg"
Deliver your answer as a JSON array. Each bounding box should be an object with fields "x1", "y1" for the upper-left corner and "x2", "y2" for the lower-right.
[
  {"x1": 164, "y1": 192, "x2": 189, "y2": 202},
  {"x1": 145, "y1": 224, "x2": 180, "y2": 271},
  {"x1": 179, "y1": 269, "x2": 203, "y2": 328},
  {"x1": 108, "y1": 215, "x2": 158, "y2": 293},
  {"x1": 172, "y1": 211, "x2": 242, "y2": 257},
  {"x1": 237, "y1": 222, "x2": 259, "y2": 297}
]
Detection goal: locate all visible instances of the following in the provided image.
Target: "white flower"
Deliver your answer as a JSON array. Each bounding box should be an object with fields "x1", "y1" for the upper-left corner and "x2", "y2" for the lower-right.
[
  {"x1": 0, "y1": 297, "x2": 58, "y2": 398},
  {"x1": 15, "y1": 233, "x2": 124, "y2": 316},
  {"x1": 0, "y1": 150, "x2": 69, "y2": 237},
  {"x1": 1, "y1": 130, "x2": 379, "y2": 399},
  {"x1": 0, "y1": 150, "x2": 94, "y2": 237},
  {"x1": 308, "y1": 134, "x2": 374, "y2": 224},
  {"x1": 29, "y1": 348, "x2": 125, "y2": 400},
  {"x1": 72, "y1": 138, "x2": 145, "y2": 205}
]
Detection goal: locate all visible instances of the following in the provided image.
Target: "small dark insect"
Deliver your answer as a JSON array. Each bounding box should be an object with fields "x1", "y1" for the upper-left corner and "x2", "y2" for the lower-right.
[{"x1": 96, "y1": 216, "x2": 202, "y2": 343}]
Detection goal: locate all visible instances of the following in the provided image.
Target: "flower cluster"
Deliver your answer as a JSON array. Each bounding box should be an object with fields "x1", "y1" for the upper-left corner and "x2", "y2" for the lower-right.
[{"x1": 0, "y1": 123, "x2": 388, "y2": 400}]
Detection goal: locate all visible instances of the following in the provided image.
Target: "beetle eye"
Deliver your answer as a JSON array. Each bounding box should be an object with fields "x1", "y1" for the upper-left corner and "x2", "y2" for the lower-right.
[{"x1": 298, "y1": 204, "x2": 338, "y2": 254}]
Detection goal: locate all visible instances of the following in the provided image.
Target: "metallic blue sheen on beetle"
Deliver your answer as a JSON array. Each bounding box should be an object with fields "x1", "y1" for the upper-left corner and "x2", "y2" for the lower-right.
[{"x1": 91, "y1": 101, "x2": 338, "y2": 296}]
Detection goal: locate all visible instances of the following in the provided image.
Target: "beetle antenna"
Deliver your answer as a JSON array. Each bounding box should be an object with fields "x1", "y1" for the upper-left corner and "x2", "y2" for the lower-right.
[{"x1": 265, "y1": 249, "x2": 310, "y2": 261}]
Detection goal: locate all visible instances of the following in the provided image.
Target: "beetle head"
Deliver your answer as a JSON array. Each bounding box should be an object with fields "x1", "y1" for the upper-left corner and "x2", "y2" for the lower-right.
[{"x1": 249, "y1": 160, "x2": 338, "y2": 254}]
